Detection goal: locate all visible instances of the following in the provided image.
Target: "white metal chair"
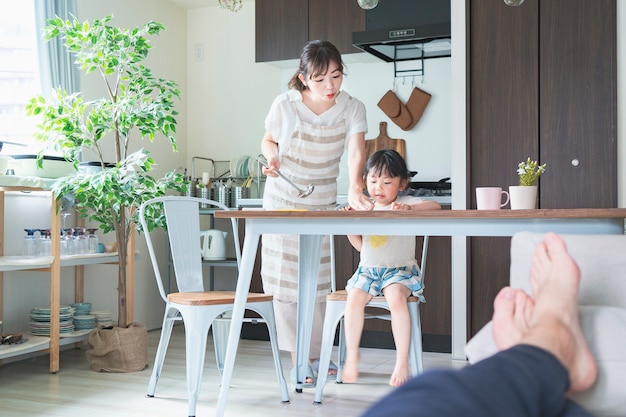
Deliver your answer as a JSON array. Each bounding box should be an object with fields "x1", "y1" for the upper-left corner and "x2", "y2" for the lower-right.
[
  {"x1": 313, "y1": 234, "x2": 429, "y2": 404},
  {"x1": 140, "y1": 196, "x2": 289, "y2": 417}
]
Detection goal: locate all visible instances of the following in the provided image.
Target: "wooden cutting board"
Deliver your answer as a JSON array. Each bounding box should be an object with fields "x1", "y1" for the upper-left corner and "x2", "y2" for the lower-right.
[{"x1": 364, "y1": 121, "x2": 406, "y2": 160}]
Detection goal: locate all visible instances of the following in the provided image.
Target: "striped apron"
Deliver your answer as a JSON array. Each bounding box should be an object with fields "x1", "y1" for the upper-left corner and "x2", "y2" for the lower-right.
[{"x1": 261, "y1": 102, "x2": 348, "y2": 304}]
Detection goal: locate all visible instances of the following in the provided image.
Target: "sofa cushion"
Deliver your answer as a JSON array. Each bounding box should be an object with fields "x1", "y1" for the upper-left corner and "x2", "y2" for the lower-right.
[
  {"x1": 465, "y1": 232, "x2": 626, "y2": 417},
  {"x1": 509, "y1": 232, "x2": 626, "y2": 308}
]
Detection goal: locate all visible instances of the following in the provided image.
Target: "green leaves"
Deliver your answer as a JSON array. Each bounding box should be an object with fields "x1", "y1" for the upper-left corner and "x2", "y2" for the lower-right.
[
  {"x1": 27, "y1": 14, "x2": 186, "y2": 234},
  {"x1": 517, "y1": 157, "x2": 547, "y2": 186}
]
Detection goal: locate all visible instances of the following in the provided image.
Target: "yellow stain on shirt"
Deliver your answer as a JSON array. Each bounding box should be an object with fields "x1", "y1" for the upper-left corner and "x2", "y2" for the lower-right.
[{"x1": 369, "y1": 235, "x2": 388, "y2": 248}]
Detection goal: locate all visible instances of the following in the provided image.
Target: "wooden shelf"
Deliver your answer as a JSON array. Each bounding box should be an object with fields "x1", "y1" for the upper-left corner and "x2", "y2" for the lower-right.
[
  {"x1": 0, "y1": 329, "x2": 91, "y2": 361},
  {"x1": 0, "y1": 186, "x2": 134, "y2": 372}
]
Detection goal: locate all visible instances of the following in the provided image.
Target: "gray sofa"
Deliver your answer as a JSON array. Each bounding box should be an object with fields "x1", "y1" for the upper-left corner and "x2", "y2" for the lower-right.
[{"x1": 465, "y1": 231, "x2": 626, "y2": 417}]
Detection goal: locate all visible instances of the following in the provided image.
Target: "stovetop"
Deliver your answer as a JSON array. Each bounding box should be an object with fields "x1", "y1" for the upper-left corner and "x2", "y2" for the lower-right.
[{"x1": 408, "y1": 177, "x2": 451, "y2": 197}]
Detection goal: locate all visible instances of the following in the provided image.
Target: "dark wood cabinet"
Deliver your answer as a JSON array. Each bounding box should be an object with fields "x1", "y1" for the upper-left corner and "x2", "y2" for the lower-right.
[
  {"x1": 255, "y1": 0, "x2": 308, "y2": 63},
  {"x1": 255, "y1": 0, "x2": 365, "y2": 62},
  {"x1": 308, "y1": 0, "x2": 366, "y2": 56},
  {"x1": 467, "y1": 0, "x2": 617, "y2": 336}
]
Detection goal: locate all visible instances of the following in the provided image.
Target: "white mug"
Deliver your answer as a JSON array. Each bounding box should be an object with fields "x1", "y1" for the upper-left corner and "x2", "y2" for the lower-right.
[{"x1": 476, "y1": 187, "x2": 510, "y2": 210}]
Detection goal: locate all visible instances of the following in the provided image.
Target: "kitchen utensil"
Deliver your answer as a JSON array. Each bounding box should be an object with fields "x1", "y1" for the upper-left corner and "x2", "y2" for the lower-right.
[
  {"x1": 256, "y1": 156, "x2": 314, "y2": 198},
  {"x1": 201, "y1": 229, "x2": 227, "y2": 260},
  {"x1": 364, "y1": 121, "x2": 407, "y2": 160}
]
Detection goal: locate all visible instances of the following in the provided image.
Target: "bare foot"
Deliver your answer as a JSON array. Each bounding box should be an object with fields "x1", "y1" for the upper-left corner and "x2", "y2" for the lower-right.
[
  {"x1": 389, "y1": 356, "x2": 410, "y2": 387},
  {"x1": 492, "y1": 286, "x2": 534, "y2": 350},
  {"x1": 523, "y1": 233, "x2": 597, "y2": 392},
  {"x1": 342, "y1": 351, "x2": 360, "y2": 383}
]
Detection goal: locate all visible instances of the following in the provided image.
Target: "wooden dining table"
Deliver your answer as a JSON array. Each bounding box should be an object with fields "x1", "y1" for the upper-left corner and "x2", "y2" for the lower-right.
[{"x1": 212, "y1": 208, "x2": 626, "y2": 415}]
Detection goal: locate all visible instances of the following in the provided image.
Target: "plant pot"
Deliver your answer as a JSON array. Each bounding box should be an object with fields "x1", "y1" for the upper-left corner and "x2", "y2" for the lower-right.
[
  {"x1": 85, "y1": 322, "x2": 148, "y2": 372},
  {"x1": 509, "y1": 185, "x2": 538, "y2": 209}
]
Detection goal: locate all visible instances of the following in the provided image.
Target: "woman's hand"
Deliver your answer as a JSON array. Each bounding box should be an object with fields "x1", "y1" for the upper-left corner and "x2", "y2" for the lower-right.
[
  {"x1": 348, "y1": 185, "x2": 374, "y2": 211},
  {"x1": 261, "y1": 155, "x2": 280, "y2": 178}
]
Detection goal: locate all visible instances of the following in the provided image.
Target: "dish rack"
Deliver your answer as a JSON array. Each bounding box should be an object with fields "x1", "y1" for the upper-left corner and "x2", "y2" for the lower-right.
[{"x1": 186, "y1": 156, "x2": 264, "y2": 207}]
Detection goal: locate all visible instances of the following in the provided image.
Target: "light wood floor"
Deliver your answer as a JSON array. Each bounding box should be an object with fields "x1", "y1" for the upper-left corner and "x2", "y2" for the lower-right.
[{"x1": 0, "y1": 325, "x2": 465, "y2": 416}]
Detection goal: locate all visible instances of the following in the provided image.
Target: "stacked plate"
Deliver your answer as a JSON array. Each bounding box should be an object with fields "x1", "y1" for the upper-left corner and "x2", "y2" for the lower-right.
[
  {"x1": 70, "y1": 302, "x2": 91, "y2": 316},
  {"x1": 29, "y1": 306, "x2": 75, "y2": 335},
  {"x1": 73, "y1": 315, "x2": 96, "y2": 330},
  {"x1": 92, "y1": 311, "x2": 113, "y2": 327},
  {"x1": 230, "y1": 155, "x2": 252, "y2": 179}
]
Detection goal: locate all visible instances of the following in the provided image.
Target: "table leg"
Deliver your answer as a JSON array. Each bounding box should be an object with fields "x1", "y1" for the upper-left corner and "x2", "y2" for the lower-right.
[
  {"x1": 215, "y1": 231, "x2": 260, "y2": 417},
  {"x1": 294, "y1": 234, "x2": 323, "y2": 393}
]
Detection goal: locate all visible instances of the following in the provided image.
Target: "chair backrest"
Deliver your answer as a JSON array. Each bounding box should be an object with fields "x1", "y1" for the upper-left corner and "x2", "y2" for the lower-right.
[{"x1": 139, "y1": 196, "x2": 240, "y2": 300}]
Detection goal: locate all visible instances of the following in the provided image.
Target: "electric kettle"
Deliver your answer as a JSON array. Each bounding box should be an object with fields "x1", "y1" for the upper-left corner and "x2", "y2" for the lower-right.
[{"x1": 201, "y1": 229, "x2": 227, "y2": 260}]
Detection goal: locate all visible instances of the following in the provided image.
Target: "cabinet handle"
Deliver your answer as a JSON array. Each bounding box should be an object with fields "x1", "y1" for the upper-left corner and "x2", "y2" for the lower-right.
[{"x1": 571, "y1": 159, "x2": 580, "y2": 167}]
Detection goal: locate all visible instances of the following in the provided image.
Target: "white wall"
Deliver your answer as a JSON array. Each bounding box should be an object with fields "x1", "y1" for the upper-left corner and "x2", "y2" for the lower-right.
[{"x1": 186, "y1": 2, "x2": 452, "y2": 191}]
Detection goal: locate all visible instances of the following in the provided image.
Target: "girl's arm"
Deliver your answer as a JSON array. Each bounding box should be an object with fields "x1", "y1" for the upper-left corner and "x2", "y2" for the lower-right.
[
  {"x1": 347, "y1": 234, "x2": 363, "y2": 252},
  {"x1": 391, "y1": 200, "x2": 442, "y2": 211}
]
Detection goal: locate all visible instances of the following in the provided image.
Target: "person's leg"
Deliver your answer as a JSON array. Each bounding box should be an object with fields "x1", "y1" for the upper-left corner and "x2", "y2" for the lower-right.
[
  {"x1": 362, "y1": 232, "x2": 597, "y2": 417},
  {"x1": 523, "y1": 232, "x2": 597, "y2": 392},
  {"x1": 275, "y1": 299, "x2": 317, "y2": 385},
  {"x1": 382, "y1": 283, "x2": 412, "y2": 387},
  {"x1": 360, "y1": 345, "x2": 593, "y2": 417},
  {"x1": 342, "y1": 288, "x2": 372, "y2": 383}
]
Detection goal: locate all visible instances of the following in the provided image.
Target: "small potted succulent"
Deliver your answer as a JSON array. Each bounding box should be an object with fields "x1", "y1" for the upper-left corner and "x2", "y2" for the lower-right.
[{"x1": 510, "y1": 157, "x2": 547, "y2": 209}]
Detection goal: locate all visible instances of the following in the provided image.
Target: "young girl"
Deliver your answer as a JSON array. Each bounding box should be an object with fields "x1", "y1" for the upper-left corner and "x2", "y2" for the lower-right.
[
  {"x1": 342, "y1": 149, "x2": 441, "y2": 387},
  {"x1": 260, "y1": 40, "x2": 373, "y2": 386}
]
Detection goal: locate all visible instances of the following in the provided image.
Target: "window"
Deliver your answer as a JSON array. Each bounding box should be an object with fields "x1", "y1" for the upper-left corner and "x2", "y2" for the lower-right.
[{"x1": 0, "y1": 0, "x2": 43, "y2": 155}]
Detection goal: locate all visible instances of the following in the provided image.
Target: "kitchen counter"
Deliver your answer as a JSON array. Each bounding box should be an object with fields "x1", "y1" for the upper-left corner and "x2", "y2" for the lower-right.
[{"x1": 236, "y1": 194, "x2": 451, "y2": 208}]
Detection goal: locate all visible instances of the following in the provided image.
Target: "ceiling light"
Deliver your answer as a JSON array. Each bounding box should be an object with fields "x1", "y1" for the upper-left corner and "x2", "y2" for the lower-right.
[{"x1": 357, "y1": 0, "x2": 379, "y2": 10}]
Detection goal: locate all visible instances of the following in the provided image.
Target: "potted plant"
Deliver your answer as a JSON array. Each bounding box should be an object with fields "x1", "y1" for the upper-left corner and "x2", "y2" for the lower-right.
[
  {"x1": 26, "y1": 15, "x2": 187, "y2": 371},
  {"x1": 509, "y1": 157, "x2": 547, "y2": 209}
]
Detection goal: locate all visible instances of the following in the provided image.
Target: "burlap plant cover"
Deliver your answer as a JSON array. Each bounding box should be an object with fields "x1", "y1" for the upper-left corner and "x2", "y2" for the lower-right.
[{"x1": 86, "y1": 322, "x2": 148, "y2": 372}]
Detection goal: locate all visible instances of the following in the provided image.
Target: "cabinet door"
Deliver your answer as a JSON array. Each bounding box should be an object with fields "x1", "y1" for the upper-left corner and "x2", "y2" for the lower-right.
[
  {"x1": 255, "y1": 0, "x2": 308, "y2": 62},
  {"x1": 308, "y1": 0, "x2": 365, "y2": 55},
  {"x1": 468, "y1": 0, "x2": 539, "y2": 337},
  {"x1": 468, "y1": 0, "x2": 616, "y2": 337},
  {"x1": 539, "y1": 0, "x2": 617, "y2": 208}
]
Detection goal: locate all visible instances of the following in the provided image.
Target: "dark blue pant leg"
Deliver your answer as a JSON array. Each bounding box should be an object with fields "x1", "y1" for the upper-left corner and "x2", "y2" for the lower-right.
[{"x1": 360, "y1": 345, "x2": 595, "y2": 417}]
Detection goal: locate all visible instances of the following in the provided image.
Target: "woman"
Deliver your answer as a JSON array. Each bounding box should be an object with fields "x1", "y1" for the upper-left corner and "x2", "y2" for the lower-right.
[{"x1": 260, "y1": 40, "x2": 373, "y2": 386}]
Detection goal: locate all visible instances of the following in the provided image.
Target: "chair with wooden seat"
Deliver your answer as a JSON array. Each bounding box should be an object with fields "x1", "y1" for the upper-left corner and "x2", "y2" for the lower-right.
[
  {"x1": 313, "y1": 234, "x2": 429, "y2": 404},
  {"x1": 140, "y1": 196, "x2": 289, "y2": 417}
]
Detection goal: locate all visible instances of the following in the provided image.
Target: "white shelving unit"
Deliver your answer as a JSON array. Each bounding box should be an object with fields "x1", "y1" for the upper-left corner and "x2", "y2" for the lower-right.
[{"x1": 0, "y1": 185, "x2": 133, "y2": 372}]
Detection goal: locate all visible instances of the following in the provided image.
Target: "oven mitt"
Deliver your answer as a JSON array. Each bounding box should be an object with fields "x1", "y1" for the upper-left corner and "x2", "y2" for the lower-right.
[
  {"x1": 404, "y1": 87, "x2": 431, "y2": 131},
  {"x1": 377, "y1": 90, "x2": 412, "y2": 130}
]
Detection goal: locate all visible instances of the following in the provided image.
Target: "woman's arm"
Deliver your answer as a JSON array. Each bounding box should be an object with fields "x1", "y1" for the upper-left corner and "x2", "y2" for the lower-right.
[
  {"x1": 346, "y1": 131, "x2": 374, "y2": 211},
  {"x1": 261, "y1": 130, "x2": 280, "y2": 177}
]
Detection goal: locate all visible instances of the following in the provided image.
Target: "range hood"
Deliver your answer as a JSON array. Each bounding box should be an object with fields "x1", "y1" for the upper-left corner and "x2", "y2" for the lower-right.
[{"x1": 352, "y1": 0, "x2": 451, "y2": 63}]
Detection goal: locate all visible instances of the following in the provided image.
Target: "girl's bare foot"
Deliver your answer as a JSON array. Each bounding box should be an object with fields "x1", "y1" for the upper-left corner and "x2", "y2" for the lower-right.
[
  {"x1": 342, "y1": 351, "x2": 360, "y2": 383},
  {"x1": 523, "y1": 233, "x2": 597, "y2": 392},
  {"x1": 492, "y1": 287, "x2": 534, "y2": 350},
  {"x1": 389, "y1": 356, "x2": 410, "y2": 387}
]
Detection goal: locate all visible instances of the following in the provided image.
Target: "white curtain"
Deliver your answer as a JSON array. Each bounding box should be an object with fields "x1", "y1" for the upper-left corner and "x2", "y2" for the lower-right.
[{"x1": 34, "y1": 0, "x2": 79, "y2": 94}]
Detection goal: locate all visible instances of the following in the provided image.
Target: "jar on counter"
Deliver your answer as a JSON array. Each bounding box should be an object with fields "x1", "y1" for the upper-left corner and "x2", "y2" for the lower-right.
[
  {"x1": 87, "y1": 228, "x2": 99, "y2": 254},
  {"x1": 23, "y1": 228, "x2": 39, "y2": 257}
]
